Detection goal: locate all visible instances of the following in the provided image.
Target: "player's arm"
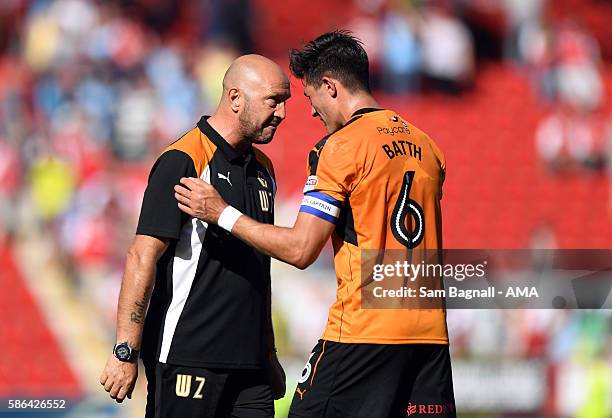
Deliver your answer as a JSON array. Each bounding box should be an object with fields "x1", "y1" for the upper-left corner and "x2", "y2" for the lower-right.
[
  {"x1": 100, "y1": 235, "x2": 168, "y2": 403},
  {"x1": 175, "y1": 177, "x2": 335, "y2": 269},
  {"x1": 100, "y1": 149, "x2": 195, "y2": 403},
  {"x1": 115, "y1": 234, "x2": 168, "y2": 352},
  {"x1": 233, "y1": 211, "x2": 334, "y2": 269}
]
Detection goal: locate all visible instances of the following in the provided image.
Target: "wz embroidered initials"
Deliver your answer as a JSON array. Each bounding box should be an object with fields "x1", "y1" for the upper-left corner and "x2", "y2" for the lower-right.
[{"x1": 176, "y1": 374, "x2": 206, "y2": 399}]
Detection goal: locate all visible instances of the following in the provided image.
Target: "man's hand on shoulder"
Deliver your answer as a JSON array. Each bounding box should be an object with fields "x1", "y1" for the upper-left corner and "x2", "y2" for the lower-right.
[
  {"x1": 100, "y1": 356, "x2": 138, "y2": 403},
  {"x1": 175, "y1": 177, "x2": 227, "y2": 224}
]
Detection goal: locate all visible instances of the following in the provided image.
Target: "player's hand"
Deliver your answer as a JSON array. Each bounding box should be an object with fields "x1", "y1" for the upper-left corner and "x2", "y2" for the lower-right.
[
  {"x1": 100, "y1": 356, "x2": 138, "y2": 403},
  {"x1": 267, "y1": 351, "x2": 286, "y2": 400},
  {"x1": 175, "y1": 177, "x2": 227, "y2": 224}
]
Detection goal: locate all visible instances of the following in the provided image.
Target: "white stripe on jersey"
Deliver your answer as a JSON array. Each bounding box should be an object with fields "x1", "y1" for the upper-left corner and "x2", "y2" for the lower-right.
[{"x1": 158, "y1": 165, "x2": 210, "y2": 363}]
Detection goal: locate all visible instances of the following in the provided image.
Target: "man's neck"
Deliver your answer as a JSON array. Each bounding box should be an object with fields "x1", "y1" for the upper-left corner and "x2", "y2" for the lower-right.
[
  {"x1": 207, "y1": 112, "x2": 251, "y2": 154},
  {"x1": 339, "y1": 93, "x2": 381, "y2": 125}
]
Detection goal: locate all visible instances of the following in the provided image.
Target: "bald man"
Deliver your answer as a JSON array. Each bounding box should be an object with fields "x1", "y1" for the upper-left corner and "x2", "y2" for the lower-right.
[{"x1": 100, "y1": 55, "x2": 290, "y2": 418}]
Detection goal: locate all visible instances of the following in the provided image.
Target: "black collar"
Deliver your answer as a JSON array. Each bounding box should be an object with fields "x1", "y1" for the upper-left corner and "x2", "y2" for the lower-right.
[
  {"x1": 197, "y1": 116, "x2": 252, "y2": 163},
  {"x1": 351, "y1": 107, "x2": 382, "y2": 118},
  {"x1": 336, "y1": 107, "x2": 383, "y2": 132}
]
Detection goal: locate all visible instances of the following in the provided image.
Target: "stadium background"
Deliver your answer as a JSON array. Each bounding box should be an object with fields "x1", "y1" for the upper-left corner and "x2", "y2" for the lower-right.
[{"x1": 0, "y1": 0, "x2": 611, "y2": 417}]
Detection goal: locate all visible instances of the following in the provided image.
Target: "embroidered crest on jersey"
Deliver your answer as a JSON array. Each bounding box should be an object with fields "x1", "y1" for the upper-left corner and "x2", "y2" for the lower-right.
[{"x1": 256, "y1": 171, "x2": 269, "y2": 188}]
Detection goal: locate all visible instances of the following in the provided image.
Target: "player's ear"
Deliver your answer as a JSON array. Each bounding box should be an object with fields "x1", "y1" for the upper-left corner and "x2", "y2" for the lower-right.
[
  {"x1": 321, "y1": 77, "x2": 337, "y2": 99},
  {"x1": 229, "y1": 88, "x2": 241, "y2": 113}
]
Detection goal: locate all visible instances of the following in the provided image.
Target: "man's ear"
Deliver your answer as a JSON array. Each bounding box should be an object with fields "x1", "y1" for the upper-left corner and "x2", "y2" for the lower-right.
[
  {"x1": 229, "y1": 88, "x2": 241, "y2": 113},
  {"x1": 321, "y1": 77, "x2": 337, "y2": 99}
]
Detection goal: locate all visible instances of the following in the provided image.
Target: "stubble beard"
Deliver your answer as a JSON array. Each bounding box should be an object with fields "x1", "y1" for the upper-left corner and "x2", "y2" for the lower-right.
[{"x1": 238, "y1": 99, "x2": 274, "y2": 145}]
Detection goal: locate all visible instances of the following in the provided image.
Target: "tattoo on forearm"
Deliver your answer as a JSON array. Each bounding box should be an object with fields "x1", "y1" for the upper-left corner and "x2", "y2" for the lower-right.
[{"x1": 130, "y1": 291, "x2": 147, "y2": 324}]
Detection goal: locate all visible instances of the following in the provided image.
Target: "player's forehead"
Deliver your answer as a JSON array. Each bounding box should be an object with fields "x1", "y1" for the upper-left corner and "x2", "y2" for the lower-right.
[{"x1": 270, "y1": 79, "x2": 291, "y2": 93}]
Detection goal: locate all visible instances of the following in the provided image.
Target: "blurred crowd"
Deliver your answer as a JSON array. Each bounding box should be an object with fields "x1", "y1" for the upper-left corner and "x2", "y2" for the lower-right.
[
  {"x1": 0, "y1": 0, "x2": 610, "y2": 416},
  {"x1": 342, "y1": 0, "x2": 612, "y2": 175},
  {"x1": 526, "y1": 13, "x2": 610, "y2": 175},
  {"x1": 1, "y1": 0, "x2": 611, "y2": 280},
  {"x1": 0, "y1": 1, "x2": 244, "y2": 317},
  {"x1": 345, "y1": 0, "x2": 475, "y2": 94}
]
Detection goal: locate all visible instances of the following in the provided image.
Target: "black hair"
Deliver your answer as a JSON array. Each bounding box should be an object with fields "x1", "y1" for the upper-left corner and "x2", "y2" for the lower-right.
[{"x1": 289, "y1": 30, "x2": 370, "y2": 92}]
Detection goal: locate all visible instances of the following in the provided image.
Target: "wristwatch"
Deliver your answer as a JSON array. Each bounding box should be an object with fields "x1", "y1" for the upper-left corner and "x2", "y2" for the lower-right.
[{"x1": 113, "y1": 342, "x2": 139, "y2": 362}]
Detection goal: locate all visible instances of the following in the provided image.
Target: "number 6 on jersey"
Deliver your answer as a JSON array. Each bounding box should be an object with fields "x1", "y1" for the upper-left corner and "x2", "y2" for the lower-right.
[{"x1": 391, "y1": 171, "x2": 425, "y2": 248}]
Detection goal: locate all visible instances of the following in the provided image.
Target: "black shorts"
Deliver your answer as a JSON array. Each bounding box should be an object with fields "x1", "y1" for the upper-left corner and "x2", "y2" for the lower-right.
[
  {"x1": 289, "y1": 340, "x2": 455, "y2": 418},
  {"x1": 144, "y1": 361, "x2": 273, "y2": 418}
]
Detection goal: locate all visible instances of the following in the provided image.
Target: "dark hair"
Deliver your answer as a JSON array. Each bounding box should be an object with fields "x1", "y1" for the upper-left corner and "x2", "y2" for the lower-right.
[{"x1": 289, "y1": 30, "x2": 370, "y2": 92}]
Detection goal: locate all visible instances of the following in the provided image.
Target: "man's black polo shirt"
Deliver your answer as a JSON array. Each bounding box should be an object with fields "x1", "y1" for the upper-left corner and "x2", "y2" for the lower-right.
[{"x1": 138, "y1": 116, "x2": 276, "y2": 368}]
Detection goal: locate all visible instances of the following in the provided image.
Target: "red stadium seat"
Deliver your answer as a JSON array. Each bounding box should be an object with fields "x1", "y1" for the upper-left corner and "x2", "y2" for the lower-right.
[{"x1": 0, "y1": 246, "x2": 81, "y2": 397}]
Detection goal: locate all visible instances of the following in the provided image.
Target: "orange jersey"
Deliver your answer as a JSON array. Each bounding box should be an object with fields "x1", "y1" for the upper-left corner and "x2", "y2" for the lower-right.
[{"x1": 299, "y1": 108, "x2": 448, "y2": 344}]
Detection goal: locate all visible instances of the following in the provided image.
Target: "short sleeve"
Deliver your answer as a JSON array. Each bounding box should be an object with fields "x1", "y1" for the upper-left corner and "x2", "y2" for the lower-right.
[
  {"x1": 136, "y1": 150, "x2": 198, "y2": 240},
  {"x1": 428, "y1": 135, "x2": 446, "y2": 199},
  {"x1": 300, "y1": 137, "x2": 359, "y2": 224}
]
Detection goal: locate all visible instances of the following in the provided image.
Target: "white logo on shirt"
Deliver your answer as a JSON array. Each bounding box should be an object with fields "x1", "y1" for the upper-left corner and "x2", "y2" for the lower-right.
[
  {"x1": 303, "y1": 175, "x2": 318, "y2": 193},
  {"x1": 217, "y1": 171, "x2": 232, "y2": 187}
]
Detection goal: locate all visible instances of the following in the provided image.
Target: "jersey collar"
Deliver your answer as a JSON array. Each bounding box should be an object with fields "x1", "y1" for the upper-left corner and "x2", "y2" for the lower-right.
[
  {"x1": 334, "y1": 108, "x2": 383, "y2": 133},
  {"x1": 197, "y1": 116, "x2": 253, "y2": 163},
  {"x1": 351, "y1": 107, "x2": 383, "y2": 118},
  {"x1": 345, "y1": 107, "x2": 383, "y2": 126}
]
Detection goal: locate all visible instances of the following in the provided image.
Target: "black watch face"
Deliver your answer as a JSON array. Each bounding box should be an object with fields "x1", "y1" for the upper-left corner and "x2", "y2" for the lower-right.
[{"x1": 115, "y1": 344, "x2": 130, "y2": 360}]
